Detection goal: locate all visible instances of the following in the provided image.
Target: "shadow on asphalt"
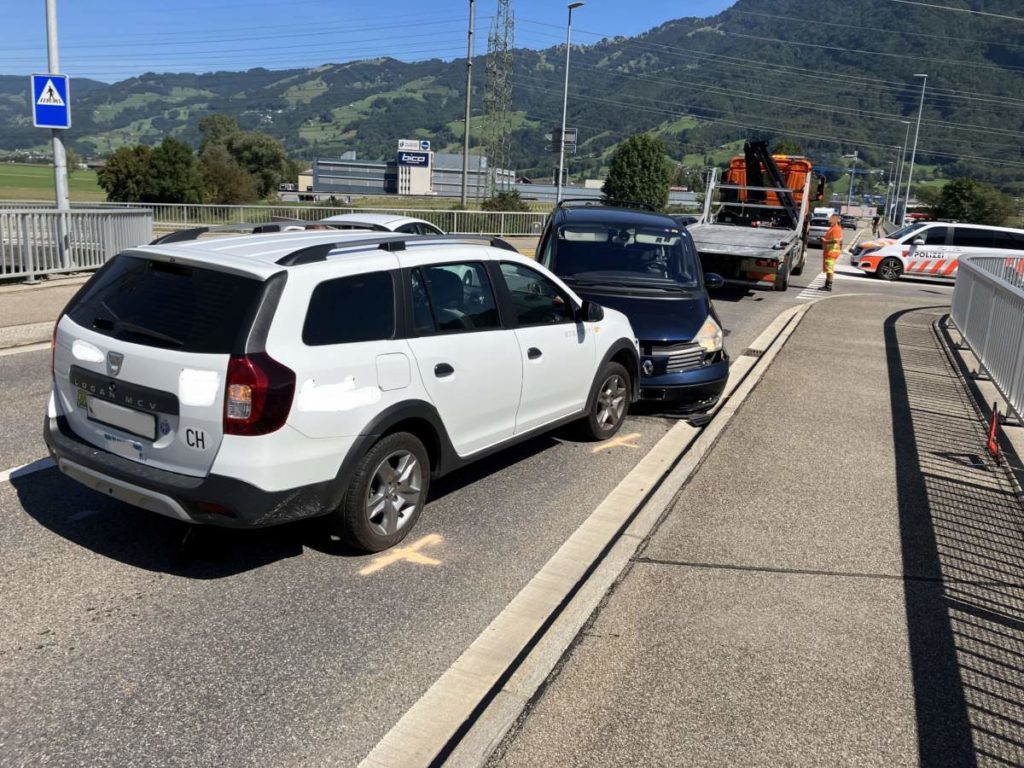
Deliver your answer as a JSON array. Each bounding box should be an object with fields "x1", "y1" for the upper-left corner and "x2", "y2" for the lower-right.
[
  {"x1": 12, "y1": 430, "x2": 563, "y2": 579},
  {"x1": 886, "y1": 306, "x2": 1024, "y2": 766}
]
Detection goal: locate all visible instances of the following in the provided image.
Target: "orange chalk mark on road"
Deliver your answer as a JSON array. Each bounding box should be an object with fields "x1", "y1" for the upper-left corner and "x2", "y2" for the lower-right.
[
  {"x1": 358, "y1": 533, "x2": 443, "y2": 576},
  {"x1": 591, "y1": 432, "x2": 642, "y2": 454}
]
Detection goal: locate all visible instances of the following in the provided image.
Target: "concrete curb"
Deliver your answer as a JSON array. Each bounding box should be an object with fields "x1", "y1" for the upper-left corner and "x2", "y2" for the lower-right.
[
  {"x1": 0, "y1": 274, "x2": 90, "y2": 295},
  {"x1": 0, "y1": 322, "x2": 54, "y2": 350},
  {"x1": 359, "y1": 300, "x2": 817, "y2": 768}
]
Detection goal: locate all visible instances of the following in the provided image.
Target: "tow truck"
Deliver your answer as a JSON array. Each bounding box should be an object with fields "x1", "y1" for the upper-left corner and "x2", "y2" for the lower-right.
[{"x1": 688, "y1": 141, "x2": 825, "y2": 291}]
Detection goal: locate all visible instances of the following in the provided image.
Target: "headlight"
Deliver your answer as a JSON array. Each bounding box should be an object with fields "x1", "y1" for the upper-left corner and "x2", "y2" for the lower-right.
[{"x1": 695, "y1": 315, "x2": 723, "y2": 354}]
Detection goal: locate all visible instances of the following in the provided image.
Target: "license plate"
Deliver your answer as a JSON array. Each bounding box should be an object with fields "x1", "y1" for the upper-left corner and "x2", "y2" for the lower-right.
[{"x1": 85, "y1": 395, "x2": 156, "y2": 441}]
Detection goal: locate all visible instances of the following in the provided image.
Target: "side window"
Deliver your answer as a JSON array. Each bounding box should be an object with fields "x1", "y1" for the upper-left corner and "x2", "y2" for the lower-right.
[
  {"x1": 423, "y1": 222, "x2": 444, "y2": 235},
  {"x1": 303, "y1": 271, "x2": 395, "y2": 346},
  {"x1": 500, "y1": 262, "x2": 574, "y2": 326},
  {"x1": 923, "y1": 226, "x2": 948, "y2": 246},
  {"x1": 992, "y1": 231, "x2": 1024, "y2": 251},
  {"x1": 952, "y1": 228, "x2": 994, "y2": 249},
  {"x1": 396, "y1": 223, "x2": 418, "y2": 234},
  {"x1": 413, "y1": 263, "x2": 501, "y2": 334}
]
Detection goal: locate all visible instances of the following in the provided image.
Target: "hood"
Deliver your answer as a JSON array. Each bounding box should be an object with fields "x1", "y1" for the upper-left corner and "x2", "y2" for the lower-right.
[
  {"x1": 854, "y1": 237, "x2": 895, "y2": 254},
  {"x1": 576, "y1": 288, "x2": 710, "y2": 343}
]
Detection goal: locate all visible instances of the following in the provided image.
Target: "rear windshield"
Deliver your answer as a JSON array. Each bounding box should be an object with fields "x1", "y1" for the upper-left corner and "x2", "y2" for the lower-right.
[
  {"x1": 810, "y1": 218, "x2": 830, "y2": 227},
  {"x1": 66, "y1": 255, "x2": 264, "y2": 353}
]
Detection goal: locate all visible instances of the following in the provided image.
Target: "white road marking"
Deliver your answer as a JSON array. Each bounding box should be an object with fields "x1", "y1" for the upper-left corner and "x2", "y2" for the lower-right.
[
  {"x1": 796, "y1": 273, "x2": 827, "y2": 301},
  {"x1": 0, "y1": 457, "x2": 55, "y2": 484},
  {"x1": 0, "y1": 342, "x2": 51, "y2": 357}
]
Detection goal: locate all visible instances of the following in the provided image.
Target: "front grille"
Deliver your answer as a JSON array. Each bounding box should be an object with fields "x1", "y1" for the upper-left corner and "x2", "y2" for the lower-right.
[{"x1": 643, "y1": 341, "x2": 705, "y2": 373}]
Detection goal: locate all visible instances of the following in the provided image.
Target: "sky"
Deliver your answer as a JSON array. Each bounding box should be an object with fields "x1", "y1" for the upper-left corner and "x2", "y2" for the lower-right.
[{"x1": 1, "y1": 0, "x2": 734, "y2": 83}]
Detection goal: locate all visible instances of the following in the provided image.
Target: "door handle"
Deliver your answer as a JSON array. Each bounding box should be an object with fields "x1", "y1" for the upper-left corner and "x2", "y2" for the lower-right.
[
  {"x1": 434, "y1": 363, "x2": 455, "y2": 378},
  {"x1": 527, "y1": 347, "x2": 542, "y2": 360}
]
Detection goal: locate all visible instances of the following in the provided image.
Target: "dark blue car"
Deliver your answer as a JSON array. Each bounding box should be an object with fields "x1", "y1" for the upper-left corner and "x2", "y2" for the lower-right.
[{"x1": 537, "y1": 202, "x2": 729, "y2": 411}]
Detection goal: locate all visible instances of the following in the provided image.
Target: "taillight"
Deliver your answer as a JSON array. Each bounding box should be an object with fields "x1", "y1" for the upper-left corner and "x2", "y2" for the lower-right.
[{"x1": 224, "y1": 353, "x2": 295, "y2": 436}]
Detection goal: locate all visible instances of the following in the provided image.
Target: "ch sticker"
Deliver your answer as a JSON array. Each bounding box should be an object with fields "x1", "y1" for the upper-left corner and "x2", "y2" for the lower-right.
[{"x1": 185, "y1": 428, "x2": 207, "y2": 450}]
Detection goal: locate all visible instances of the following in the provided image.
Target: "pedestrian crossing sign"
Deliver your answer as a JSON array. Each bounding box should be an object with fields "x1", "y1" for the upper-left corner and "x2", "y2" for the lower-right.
[{"x1": 31, "y1": 73, "x2": 71, "y2": 129}]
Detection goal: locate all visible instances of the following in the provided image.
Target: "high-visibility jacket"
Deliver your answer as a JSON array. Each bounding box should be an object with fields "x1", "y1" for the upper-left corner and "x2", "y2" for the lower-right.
[{"x1": 822, "y1": 224, "x2": 843, "y2": 257}]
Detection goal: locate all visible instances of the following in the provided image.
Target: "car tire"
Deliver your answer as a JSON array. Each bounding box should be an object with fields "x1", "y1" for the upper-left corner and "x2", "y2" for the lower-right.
[
  {"x1": 333, "y1": 432, "x2": 431, "y2": 552},
  {"x1": 579, "y1": 362, "x2": 630, "y2": 441},
  {"x1": 774, "y1": 256, "x2": 790, "y2": 291},
  {"x1": 876, "y1": 257, "x2": 903, "y2": 281}
]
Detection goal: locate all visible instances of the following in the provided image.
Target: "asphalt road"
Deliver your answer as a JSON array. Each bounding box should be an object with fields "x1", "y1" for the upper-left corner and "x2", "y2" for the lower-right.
[{"x1": 0, "y1": 225, "x2": 957, "y2": 766}]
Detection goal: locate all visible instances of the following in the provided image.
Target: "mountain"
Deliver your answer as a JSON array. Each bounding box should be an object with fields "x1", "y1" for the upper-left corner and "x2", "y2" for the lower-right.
[{"x1": 1, "y1": 0, "x2": 1022, "y2": 192}]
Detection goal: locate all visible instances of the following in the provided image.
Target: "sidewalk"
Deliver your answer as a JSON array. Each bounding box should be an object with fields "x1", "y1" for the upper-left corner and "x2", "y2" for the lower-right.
[
  {"x1": 0, "y1": 276, "x2": 88, "y2": 348},
  {"x1": 489, "y1": 294, "x2": 1024, "y2": 766}
]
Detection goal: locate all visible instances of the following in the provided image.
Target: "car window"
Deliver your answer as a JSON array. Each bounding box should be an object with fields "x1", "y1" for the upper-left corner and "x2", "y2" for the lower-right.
[
  {"x1": 396, "y1": 223, "x2": 418, "y2": 234},
  {"x1": 422, "y1": 222, "x2": 444, "y2": 235},
  {"x1": 921, "y1": 226, "x2": 948, "y2": 246},
  {"x1": 952, "y1": 227, "x2": 994, "y2": 249},
  {"x1": 552, "y1": 224, "x2": 698, "y2": 287},
  {"x1": 412, "y1": 263, "x2": 500, "y2": 334},
  {"x1": 499, "y1": 262, "x2": 574, "y2": 326},
  {"x1": 992, "y1": 231, "x2": 1024, "y2": 251},
  {"x1": 66, "y1": 255, "x2": 264, "y2": 353},
  {"x1": 303, "y1": 271, "x2": 395, "y2": 346}
]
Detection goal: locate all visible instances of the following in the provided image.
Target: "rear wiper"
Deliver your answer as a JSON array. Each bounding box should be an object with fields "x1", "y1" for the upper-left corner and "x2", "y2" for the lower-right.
[{"x1": 115, "y1": 321, "x2": 184, "y2": 349}]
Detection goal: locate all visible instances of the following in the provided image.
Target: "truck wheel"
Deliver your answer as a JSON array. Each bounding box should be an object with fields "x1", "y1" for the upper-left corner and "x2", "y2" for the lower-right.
[
  {"x1": 791, "y1": 243, "x2": 806, "y2": 276},
  {"x1": 774, "y1": 257, "x2": 790, "y2": 291},
  {"x1": 876, "y1": 257, "x2": 903, "y2": 281}
]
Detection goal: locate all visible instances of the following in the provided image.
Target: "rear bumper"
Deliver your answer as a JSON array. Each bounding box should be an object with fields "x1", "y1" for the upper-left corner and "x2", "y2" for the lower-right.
[{"x1": 44, "y1": 415, "x2": 334, "y2": 528}]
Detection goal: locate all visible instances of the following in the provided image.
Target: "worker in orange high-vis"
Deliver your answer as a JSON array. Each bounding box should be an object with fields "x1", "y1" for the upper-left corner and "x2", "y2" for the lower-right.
[{"x1": 820, "y1": 213, "x2": 843, "y2": 291}]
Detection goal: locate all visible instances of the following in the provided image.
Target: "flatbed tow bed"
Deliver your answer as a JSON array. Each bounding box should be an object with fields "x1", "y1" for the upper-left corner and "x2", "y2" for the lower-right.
[{"x1": 688, "y1": 223, "x2": 802, "y2": 287}]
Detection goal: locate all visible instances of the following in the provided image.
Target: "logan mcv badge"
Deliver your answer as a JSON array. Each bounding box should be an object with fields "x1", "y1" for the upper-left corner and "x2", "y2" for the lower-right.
[{"x1": 106, "y1": 351, "x2": 125, "y2": 377}]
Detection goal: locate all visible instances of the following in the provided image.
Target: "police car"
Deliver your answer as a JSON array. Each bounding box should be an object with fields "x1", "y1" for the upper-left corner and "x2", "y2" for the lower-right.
[{"x1": 853, "y1": 221, "x2": 1024, "y2": 281}]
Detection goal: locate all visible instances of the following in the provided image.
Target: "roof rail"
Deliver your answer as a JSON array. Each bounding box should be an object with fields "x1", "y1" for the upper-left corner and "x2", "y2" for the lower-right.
[
  {"x1": 276, "y1": 234, "x2": 519, "y2": 266},
  {"x1": 555, "y1": 198, "x2": 658, "y2": 212},
  {"x1": 148, "y1": 221, "x2": 309, "y2": 245}
]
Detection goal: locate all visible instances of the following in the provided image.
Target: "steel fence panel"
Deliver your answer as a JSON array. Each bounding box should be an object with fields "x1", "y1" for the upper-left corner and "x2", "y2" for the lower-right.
[{"x1": 951, "y1": 253, "x2": 1024, "y2": 423}]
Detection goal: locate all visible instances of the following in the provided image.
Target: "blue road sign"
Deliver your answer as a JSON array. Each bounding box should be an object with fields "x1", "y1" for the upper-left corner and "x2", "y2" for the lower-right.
[{"x1": 31, "y1": 73, "x2": 71, "y2": 129}]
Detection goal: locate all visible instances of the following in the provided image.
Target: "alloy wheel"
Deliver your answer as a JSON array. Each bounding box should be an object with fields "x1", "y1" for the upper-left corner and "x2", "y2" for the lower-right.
[
  {"x1": 365, "y1": 450, "x2": 423, "y2": 537},
  {"x1": 596, "y1": 374, "x2": 627, "y2": 430}
]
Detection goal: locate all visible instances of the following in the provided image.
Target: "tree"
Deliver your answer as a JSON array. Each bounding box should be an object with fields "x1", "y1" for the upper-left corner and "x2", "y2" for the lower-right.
[
  {"x1": 198, "y1": 114, "x2": 240, "y2": 154},
  {"x1": 481, "y1": 189, "x2": 529, "y2": 212},
  {"x1": 200, "y1": 143, "x2": 258, "y2": 204},
  {"x1": 602, "y1": 134, "x2": 671, "y2": 211},
  {"x1": 771, "y1": 140, "x2": 803, "y2": 156},
  {"x1": 98, "y1": 144, "x2": 153, "y2": 202},
  {"x1": 145, "y1": 137, "x2": 204, "y2": 203},
  {"x1": 225, "y1": 131, "x2": 294, "y2": 198},
  {"x1": 65, "y1": 147, "x2": 81, "y2": 175},
  {"x1": 933, "y1": 177, "x2": 1014, "y2": 226}
]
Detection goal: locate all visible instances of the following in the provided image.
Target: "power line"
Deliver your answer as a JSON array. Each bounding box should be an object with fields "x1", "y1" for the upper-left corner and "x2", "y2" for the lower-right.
[{"x1": 887, "y1": 0, "x2": 1024, "y2": 21}]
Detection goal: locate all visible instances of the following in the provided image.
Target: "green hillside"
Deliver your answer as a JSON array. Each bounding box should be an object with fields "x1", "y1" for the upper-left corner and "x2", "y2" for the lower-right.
[{"x1": 1, "y1": 0, "x2": 1021, "y2": 192}]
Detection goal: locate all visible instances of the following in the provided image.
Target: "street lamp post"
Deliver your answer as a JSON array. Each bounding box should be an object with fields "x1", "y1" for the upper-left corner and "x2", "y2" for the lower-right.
[
  {"x1": 882, "y1": 160, "x2": 894, "y2": 223},
  {"x1": 892, "y1": 120, "x2": 911, "y2": 223},
  {"x1": 556, "y1": 2, "x2": 583, "y2": 204},
  {"x1": 844, "y1": 150, "x2": 858, "y2": 213},
  {"x1": 902, "y1": 74, "x2": 928, "y2": 225}
]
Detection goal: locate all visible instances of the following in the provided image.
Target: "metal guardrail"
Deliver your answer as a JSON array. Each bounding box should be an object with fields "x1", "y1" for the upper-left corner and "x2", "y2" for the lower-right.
[
  {"x1": 951, "y1": 253, "x2": 1024, "y2": 422},
  {"x1": 0, "y1": 208, "x2": 153, "y2": 281},
  {"x1": 0, "y1": 200, "x2": 548, "y2": 236}
]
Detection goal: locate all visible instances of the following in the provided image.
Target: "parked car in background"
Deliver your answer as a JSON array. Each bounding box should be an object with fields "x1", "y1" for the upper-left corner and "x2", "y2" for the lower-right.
[
  {"x1": 320, "y1": 213, "x2": 445, "y2": 235},
  {"x1": 806, "y1": 215, "x2": 831, "y2": 247},
  {"x1": 840, "y1": 214, "x2": 857, "y2": 230},
  {"x1": 853, "y1": 222, "x2": 1024, "y2": 281},
  {"x1": 537, "y1": 201, "x2": 729, "y2": 412},
  {"x1": 44, "y1": 229, "x2": 640, "y2": 551}
]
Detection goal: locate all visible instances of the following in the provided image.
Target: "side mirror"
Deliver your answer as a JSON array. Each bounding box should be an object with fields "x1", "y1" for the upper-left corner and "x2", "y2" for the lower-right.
[
  {"x1": 911, "y1": 237, "x2": 925, "y2": 246},
  {"x1": 578, "y1": 300, "x2": 604, "y2": 322},
  {"x1": 704, "y1": 272, "x2": 725, "y2": 290}
]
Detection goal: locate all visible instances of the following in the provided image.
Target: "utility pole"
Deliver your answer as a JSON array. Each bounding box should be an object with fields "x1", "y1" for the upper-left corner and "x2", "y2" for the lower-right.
[
  {"x1": 902, "y1": 73, "x2": 928, "y2": 225},
  {"x1": 556, "y1": 2, "x2": 583, "y2": 204},
  {"x1": 460, "y1": 0, "x2": 475, "y2": 208},
  {"x1": 882, "y1": 160, "x2": 894, "y2": 224},
  {"x1": 45, "y1": 0, "x2": 70, "y2": 269}
]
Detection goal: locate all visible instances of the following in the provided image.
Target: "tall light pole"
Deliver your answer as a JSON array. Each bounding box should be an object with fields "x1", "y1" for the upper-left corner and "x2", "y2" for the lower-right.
[
  {"x1": 902, "y1": 73, "x2": 928, "y2": 225},
  {"x1": 892, "y1": 120, "x2": 911, "y2": 223},
  {"x1": 844, "y1": 150, "x2": 858, "y2": 212},
  {"x1": 460, "y1": 0, "x2": 475, "y2": 208},
  {"x1": 882, "y1": 160, "x2": 894, "y2": 223},
  {"x1": 556, "y1": 2, "x2": 583, "y2": 204}
]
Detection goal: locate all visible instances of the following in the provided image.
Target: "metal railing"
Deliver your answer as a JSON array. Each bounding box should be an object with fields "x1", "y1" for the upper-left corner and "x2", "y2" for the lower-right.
[
  {"x1": 0, "y1": 208, "x2": 153, "y2": 281},
  {"x1": 951, "y1": 253, "x2": 1024, "y2": 422},
  {"x1": 0, "y1": 200, "x2": 548, "y2": 236}
]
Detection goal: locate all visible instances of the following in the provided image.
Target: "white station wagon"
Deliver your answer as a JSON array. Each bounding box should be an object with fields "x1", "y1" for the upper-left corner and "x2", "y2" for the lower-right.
[{"x1": 44, "y1": 231, "x2": 640, "y2": 551}]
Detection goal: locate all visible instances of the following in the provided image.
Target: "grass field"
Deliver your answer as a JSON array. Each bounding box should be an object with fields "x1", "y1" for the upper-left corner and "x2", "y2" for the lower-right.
[{"x1": 0, "y1": 163, "x2": 107, "y2": 202}]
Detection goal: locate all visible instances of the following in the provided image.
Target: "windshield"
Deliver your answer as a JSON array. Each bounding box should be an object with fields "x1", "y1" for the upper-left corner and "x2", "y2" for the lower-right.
[
  {"x1": 887, "y1": 222, "x2": 926, "y2": 241},
  {"x1": 552, "y1": 224, "x2": 699, "y2": 288},
  {"x1": 809, "y1": 218, "x2": 830, "y2": 227}
]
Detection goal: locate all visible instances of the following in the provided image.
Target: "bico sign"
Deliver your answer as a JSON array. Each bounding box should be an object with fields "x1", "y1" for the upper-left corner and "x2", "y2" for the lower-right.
[{"x1": 397, "y1": 151, "x2": 430, "y2": 167}]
